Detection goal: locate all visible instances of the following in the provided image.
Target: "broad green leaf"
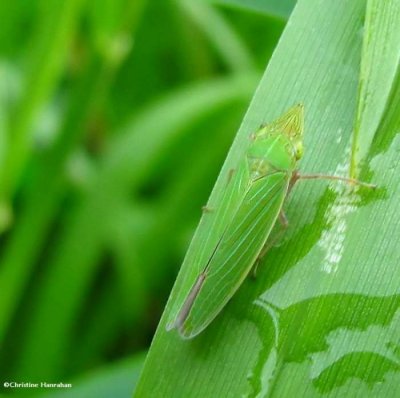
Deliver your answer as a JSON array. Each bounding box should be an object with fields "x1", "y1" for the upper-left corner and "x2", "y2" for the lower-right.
[{"x1": 134, "y1": 0, "x2": 400, "y2": 397}]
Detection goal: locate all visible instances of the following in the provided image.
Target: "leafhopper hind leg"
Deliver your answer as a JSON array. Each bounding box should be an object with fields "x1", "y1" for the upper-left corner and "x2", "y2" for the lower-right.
[
  {"x1": 251, "y1": 210, "x2": 289, "y2": 278},
  {"x1": 278, "y1": 210, "x2": 289, "y2": 228},
  {"x1": 292, "y1": 171, "x2": 376, "y2": 189}
]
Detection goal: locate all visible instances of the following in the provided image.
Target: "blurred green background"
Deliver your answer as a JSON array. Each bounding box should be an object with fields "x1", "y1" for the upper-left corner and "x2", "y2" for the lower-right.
[{"x1": 0, "y1": 1, "x2": 290, "y2": 396}]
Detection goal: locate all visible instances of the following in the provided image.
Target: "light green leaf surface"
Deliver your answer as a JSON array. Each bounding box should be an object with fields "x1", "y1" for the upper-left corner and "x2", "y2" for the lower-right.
[{"x1": 134, "y1": 0, "x2": 400, "y2": 397}]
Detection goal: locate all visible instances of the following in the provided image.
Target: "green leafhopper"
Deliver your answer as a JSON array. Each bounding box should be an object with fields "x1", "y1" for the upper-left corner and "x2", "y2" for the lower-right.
[{"x1": 167, "y1": 104, "x2": 375, "y2": 339}]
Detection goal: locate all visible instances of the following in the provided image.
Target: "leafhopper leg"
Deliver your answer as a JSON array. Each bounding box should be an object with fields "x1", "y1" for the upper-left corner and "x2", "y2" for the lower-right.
[
  {"x1": 251, "y1": 210, "x2": 289, "y2": 278},
  {"x1": 278, "y1": 210, "x2": 289, "y2": 228},
  {"x1": 293, "y1": 172, "x2": 376, "y2": 189},
  {"x1": 226, "y1": 168, "x2": 236, "y2": 185}
]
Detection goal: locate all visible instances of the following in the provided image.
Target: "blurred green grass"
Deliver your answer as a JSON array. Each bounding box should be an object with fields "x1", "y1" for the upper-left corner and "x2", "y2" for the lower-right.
[{"x1": 0, "y1": 0, "x2": 285, "y2": 396}]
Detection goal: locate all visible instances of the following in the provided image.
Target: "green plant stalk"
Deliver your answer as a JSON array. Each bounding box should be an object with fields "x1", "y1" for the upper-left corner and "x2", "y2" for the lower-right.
[{"x1": 350, "y1": 0, "x2": 400, "y2": 177}]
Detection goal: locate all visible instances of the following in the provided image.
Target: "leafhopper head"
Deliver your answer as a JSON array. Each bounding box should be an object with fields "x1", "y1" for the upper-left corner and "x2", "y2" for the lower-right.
[{"x1": 262, "y1": 103, "x2": 304, "y2": 161}]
